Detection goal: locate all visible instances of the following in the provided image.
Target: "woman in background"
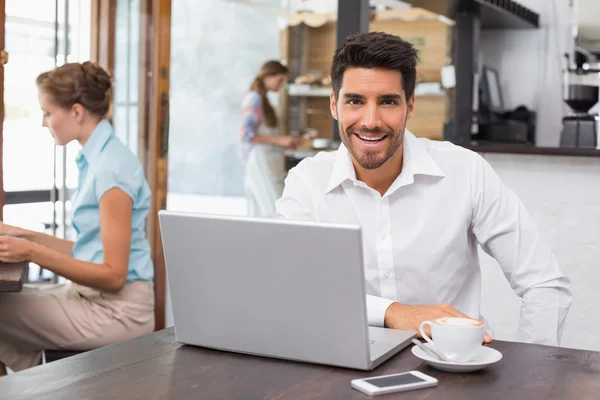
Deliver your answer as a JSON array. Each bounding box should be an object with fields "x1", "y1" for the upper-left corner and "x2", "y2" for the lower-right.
[
  {"x1": 241, "y1": 60, "x2": 302, "y2": 217},
  {"x1": 0, "y1": 62, "x2": 154, "y2": 374}
]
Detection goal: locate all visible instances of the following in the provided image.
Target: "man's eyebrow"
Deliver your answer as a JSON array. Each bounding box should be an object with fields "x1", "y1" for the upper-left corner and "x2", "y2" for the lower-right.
[
  {"x1": 343, "y1": 93, "x2": 365, "y2": 99},
  {"x1": 342, "y1": 93, "x2": 403, "y2": 100},
  {"x1": 379, "y1": 94, "x2": 403, "y2": 101}
]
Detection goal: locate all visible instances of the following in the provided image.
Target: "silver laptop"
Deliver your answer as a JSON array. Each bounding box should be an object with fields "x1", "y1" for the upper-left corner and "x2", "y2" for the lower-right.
[{"x1": 158, "y1": 210, "x2": 415, "y2": 370}]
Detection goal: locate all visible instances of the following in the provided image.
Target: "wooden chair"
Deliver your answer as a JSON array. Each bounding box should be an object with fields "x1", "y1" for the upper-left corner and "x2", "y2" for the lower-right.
[{"x1": 44, "y1": 259, "x2": 166, "y2": 363}]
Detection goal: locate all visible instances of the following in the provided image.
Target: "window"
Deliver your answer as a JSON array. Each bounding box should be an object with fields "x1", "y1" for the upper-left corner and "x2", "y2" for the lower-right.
[
  {"x1": 2, "y1": 0, "x2": 91, "y2": 281},
  {"x1": 113, "y1": 0, "x2": 141, "y2": 155}
]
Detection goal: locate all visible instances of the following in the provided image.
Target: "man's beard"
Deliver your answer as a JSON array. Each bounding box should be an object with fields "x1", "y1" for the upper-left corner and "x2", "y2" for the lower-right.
[{"x1": 340, "y1": 122, "x2": 405, "y2": 170}]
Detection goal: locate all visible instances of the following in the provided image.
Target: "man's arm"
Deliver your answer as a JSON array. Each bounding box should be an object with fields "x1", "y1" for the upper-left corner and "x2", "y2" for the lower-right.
[
  {"x1": 276, "y1": 168, "x2": 489, "y2": 340},
  {"x1": 469, "y1": 153, "x2": 572, "y2": 346}
]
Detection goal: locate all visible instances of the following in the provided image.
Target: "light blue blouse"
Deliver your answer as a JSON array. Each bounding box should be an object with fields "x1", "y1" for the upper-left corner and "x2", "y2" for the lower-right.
[{"x1": 70, "y1": 119, "x2": 154, "y2": 282}]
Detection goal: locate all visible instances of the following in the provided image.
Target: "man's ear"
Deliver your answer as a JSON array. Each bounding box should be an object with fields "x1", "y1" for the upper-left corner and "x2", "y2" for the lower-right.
[
  {"x1": 406, "y1": 95, "x2": 415, "y2": 121},
  {"x1": 330, "y1": 91, "x2": 338, "y2": 120}
]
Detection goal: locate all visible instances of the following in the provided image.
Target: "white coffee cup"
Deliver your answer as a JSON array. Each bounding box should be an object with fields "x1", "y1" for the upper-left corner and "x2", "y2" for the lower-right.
[{"x1": 419, "y1": 317, "x2": 484, "y2": 363}]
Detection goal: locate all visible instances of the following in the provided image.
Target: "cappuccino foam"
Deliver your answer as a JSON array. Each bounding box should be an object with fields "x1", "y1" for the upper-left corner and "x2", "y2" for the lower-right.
[{"x1": 436, "y1": 317, "x2": 483, "y2": 327}]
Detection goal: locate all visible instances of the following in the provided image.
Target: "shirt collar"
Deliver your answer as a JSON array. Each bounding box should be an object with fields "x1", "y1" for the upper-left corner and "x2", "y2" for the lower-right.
[
  {"x1": 326, "y1": 130, "x2": 445, "y2": 195},
  {"x1": 326, "y1": 142, "x2": 357, "y2": 193},
  {"x1": 76, "y1": 119, "x2": 113, "y2": 167}
]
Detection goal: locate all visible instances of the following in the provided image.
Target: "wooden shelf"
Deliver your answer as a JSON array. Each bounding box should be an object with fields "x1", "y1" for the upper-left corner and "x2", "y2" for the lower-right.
[
  {"x1": 407, "y1": 0, "x2": 539, "y2": 29},
  {"x1": 289, "y1": 83, "x2": 447, "y2": 98},
  {"x1": 288, "y1": 85, "x2": 332, "y2": 97},
  {"x1": 478, "y1": 0, "x2": 538, "y2": 29}
]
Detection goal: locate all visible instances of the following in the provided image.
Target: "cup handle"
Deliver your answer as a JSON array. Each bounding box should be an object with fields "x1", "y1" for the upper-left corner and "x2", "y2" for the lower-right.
[{"x1": 419, "y1": 321, "x2": 436, "y2": 349}]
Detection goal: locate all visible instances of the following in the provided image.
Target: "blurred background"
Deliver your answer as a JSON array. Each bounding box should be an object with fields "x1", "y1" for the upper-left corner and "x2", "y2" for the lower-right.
[{"x1": 0, "y1": 0, "x2": 599, "y2": 350}]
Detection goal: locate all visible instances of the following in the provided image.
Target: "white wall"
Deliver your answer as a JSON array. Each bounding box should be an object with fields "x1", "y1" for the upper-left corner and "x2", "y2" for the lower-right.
[
  {"x1": 169, "y1": 0, "x2": 281, "y2": 196},
  {"x1": 577, "y1": 0, "x2": 600, "y2": 51},
  {"x1": 481, "y1": 0, "x2": 576, "y2": 147},
  {"x1": 479, "y1": 4, "x2": 598, "y2": 351},
  {"x1": 480, "y1": 153, "x2": 600, "y2": 351}
]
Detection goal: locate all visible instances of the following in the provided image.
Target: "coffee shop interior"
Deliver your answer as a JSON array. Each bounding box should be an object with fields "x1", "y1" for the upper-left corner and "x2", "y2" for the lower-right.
[
  {"x1": 0, "y1": 0, "x2": 600, "y2": 396},
  {"x1": 167, "y1": 0, "x2": 600, "y2": 351}
]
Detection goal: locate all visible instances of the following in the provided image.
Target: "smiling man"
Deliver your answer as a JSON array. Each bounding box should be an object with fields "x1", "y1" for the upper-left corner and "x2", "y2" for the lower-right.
[{"x1": 275, "y1": 32, "x2": 572, "y2": 346}]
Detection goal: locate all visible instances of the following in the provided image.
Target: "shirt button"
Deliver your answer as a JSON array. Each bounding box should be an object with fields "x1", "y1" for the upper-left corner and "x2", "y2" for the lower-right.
[
  {"x1": 384, "y1": 272, "x2": 390, "y2": 279},
  {"x1": 381, "y1": 231, "x2": 387, "y2": 240}
]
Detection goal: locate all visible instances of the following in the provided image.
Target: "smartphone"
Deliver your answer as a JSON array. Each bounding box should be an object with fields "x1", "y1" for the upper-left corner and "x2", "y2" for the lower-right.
[{"x1": 350, "y1": 370, "x2": 438, "y2": 396}]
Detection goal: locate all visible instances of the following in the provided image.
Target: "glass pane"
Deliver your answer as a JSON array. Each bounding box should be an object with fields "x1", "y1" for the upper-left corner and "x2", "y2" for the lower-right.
[
  {"x1": 56, "y1": 0, "x2": 67, "y2": 66},
  {"x1": 68, "y1": 0, "x2": 92, "y2": 63},
  {"x1": 114, "y1": 0, "x2": 141, "y2": 156},
  {"x1": 5, "y1": 1, "x2": 57, "y2": 28},
  {"x1": 128, "y1": 105, "x2": 139, "y2": 153},
  {"x1": 113, "y1": 104, "x2": 129, "y2": 146},
  {"x1": 63, "y1": 0, "x2": 90, "y2": 218},
  {"x1": 3, "y1": 0, "x2": 58, "y2": 191},
  {"x1": 168, "y1": 0, "x2": 280, "y2": 197},
  {"x1": 3, "y1": 0, "x2": 91, "y2": 248},
  {"x1": 65, "y1": 141, "x2": 81, "y2": 190},
  {"x1": 3, "y1": 202, "x2": 53, "y2": 232},
  {"x1": 128, "y1": 0, "x2": 140, "y2": 103},
  {"x1": 56, "y1": 200, "x2": 74, "y2": 240},
  {"x1": 54, "y1": 145, "x2": 65, "y2": 188},
  {"x1": 114, "y1": 0, "x2": 129, "y2": 104}
]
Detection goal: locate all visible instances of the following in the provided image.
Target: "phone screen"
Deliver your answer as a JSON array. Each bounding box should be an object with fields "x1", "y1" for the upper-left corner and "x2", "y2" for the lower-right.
[{"x1": 363, "y1": 373, "x2": 426, "y2": 388}]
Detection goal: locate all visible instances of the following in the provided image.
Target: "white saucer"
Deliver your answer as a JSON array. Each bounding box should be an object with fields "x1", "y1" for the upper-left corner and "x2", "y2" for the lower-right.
[{"x1": 411, "y1": 343, "x2": 503, "y2": 373}]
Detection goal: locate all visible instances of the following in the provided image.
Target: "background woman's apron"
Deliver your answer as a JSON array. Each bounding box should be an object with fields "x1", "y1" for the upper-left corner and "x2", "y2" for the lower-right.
[{"x1": 244, "y1": 124, "x2": 286, "y2": 217}]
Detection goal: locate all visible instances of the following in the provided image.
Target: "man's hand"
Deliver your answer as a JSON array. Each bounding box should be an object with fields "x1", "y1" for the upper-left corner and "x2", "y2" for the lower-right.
[{"x1": 384, "y1": 302, "x2": 492, "y2": 344}]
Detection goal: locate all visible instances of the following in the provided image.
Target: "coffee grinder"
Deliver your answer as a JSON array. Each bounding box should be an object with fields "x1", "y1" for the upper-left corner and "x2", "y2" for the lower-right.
[{"x1": 559, "y1": 54, "x2": 600, "y2": 149}]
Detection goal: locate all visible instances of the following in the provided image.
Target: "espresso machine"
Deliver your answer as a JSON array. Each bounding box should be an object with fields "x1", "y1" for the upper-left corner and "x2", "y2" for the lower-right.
[{"x1": 560, "y1": 53, "x2": 600, "y2": 149}]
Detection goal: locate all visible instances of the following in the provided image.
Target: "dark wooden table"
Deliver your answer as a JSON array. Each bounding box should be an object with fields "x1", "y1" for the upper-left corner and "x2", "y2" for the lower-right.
[
  {"x1": 1, "y1": 327, "x2": 599, "y2": 400},
  {"x1": 0, "y1": 262, "x2": 26, "y2": 293}
]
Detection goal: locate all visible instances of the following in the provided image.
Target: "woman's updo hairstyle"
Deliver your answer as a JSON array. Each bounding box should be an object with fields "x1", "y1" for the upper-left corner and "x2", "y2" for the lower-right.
[{"x1": 36, "y1": 61, "x2": 112, "y2": 118}]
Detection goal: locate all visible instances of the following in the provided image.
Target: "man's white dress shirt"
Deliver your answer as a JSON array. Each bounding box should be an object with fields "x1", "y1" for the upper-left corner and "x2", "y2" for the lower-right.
[{"x1": 275, "y1": 131, "x2": 572, "y2": 346}]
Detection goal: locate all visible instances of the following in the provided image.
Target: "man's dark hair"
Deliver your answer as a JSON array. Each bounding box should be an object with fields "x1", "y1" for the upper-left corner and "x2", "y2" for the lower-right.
[{"x1": 331, "y1": 32, "x2": 419, "y2": 100}]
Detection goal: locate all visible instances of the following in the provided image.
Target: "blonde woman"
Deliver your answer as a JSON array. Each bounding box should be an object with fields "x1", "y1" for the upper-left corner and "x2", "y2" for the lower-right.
[
  {"x1": 240, "y1": 60, "x2": 302, "y2": 216},
  {"x1": 0, "y1": 62, "x2": 154, "y2": 374}
]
